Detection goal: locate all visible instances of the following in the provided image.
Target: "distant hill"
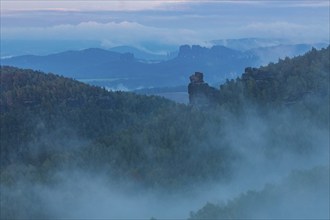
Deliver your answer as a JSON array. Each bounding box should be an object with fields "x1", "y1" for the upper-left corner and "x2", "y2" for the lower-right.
[
  {"x1": 249, "y1": 43, "x2": 329, "y2": 65},
  {"x1": 1, "y1": 45, "x2": 259, "y2": 89},
  {"x1": 1, "y1": 48, "x2": 136, "y2": 78},
  {"x1": 2, "y1": 42, "x2": 328, "y2": 91},
  {"x1": 211, "y1": 37, "x2": 328, "y2": 65},
  {"x1": 109, "y1": 45, "x2": 178, "y2": 61},
  {"x1": 211, "y1": 37, "x2": 327, "y2": 51},
  {"x1": 211, "y1": 38, "x2": 289, "y2": 51},
  {"x1": 0, "y1": 39, "x2": 102, "y2": 58}
]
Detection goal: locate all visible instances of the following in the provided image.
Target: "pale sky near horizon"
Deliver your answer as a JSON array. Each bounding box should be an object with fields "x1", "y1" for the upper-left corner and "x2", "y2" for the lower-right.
[{"x1": 1, "y1": 0, "x2": 329, "y2": 50}]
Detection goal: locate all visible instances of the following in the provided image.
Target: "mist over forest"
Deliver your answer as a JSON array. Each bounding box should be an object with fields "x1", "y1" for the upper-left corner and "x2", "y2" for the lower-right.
[{"x1": 0, "y1": 46, "x2": 329, "y2": 219}]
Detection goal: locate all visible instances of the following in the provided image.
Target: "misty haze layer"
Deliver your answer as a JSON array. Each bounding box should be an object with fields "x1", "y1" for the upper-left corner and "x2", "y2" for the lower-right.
[
  {"x1": 1, "y1": 104, "x2": 328, "y2": 219},
  {"x1": 1, "y1": 47, "x2": 329, "y2": 219}
]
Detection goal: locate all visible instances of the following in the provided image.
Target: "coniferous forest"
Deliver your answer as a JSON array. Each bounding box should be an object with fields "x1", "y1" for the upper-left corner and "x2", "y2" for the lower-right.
[{"x1": 1, "y1": 46, "x2": 329, "y2": 218}]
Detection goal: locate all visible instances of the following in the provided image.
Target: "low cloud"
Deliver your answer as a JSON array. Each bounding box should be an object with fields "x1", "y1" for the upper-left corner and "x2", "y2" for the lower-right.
[
  {"x1": 1, "y1": 21, "x2": 205, "y2": 48},
  {"x1": 3, "y1": 19, "x2": 329, "y2": 50},
  {"x1": 240, "y1": 21, "x2": 329, "y2": 43},
  {"x1": 2, "y1": 0, "x2": 329, "y2": 48}
]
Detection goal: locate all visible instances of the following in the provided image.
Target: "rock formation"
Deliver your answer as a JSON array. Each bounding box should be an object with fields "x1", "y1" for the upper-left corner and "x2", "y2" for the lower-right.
[{"x1": 188, "y1": 72, "x2": 219, "y2": 107}]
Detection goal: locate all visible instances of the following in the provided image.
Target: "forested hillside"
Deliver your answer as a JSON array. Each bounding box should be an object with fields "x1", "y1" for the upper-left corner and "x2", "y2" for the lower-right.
[
  {"x1": 190, "y1": 166, "x2": 329, "y2": 219},
  {"x1": 0, "y1": 66, "x2": 235, "y2": 191},
  {"x1": 0, "y1": 46, "x2": 329, "y2": 219},
  {"x1": 189, "y1": 46, "x2": 329, "y2": 219},
  {"x1": 217, "y1": 46, "x2": 329, "y2": 122}
]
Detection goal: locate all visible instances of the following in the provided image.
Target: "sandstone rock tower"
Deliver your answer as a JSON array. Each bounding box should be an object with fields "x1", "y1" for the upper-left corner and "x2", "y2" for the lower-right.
[{"x1": 188, "y1": 72, "x2": 219, "y2": 107}]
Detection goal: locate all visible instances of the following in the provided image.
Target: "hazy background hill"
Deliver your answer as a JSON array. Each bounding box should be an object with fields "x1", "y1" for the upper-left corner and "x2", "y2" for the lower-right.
[
  {"x1": 210, "y1": 38, "x2": 290, "y2": 51},
  {"x1": 1, "y1": 45, "x2": 258, "y2": 89},
  {"x1": 108, "y1": 45, "x2": 178, "y2": 61},
  {"x1": 2, "y1": 40, "x2": 328, "y2": 91}
]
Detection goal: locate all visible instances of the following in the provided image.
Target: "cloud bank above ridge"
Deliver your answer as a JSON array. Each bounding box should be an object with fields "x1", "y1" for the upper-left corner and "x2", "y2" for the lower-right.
[{"x1": 1, "y1": 0, "x2": 329, "y2": 50}]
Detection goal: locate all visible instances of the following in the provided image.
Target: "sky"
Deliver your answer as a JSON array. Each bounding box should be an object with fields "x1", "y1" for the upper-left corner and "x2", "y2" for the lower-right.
[{"x1": 1, "y1": 0, "x2": 329, "y2": 53}]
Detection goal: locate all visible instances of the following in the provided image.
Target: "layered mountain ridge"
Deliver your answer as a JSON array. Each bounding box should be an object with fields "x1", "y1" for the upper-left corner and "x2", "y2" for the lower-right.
[{"x1": 2, "y1": 42, "x2": 328, "y2": 90}]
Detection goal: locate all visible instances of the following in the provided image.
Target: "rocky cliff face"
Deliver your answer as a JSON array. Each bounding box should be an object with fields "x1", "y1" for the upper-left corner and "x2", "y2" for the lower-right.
[{"x1": 188, "y1": 72, "x2": 220, "y2": 107}]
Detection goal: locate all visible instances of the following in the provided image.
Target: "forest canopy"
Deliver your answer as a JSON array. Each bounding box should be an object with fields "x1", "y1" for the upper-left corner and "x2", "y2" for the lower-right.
[{"x1": 0, "y1": 46, "x2": 329, "y2": 219}]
